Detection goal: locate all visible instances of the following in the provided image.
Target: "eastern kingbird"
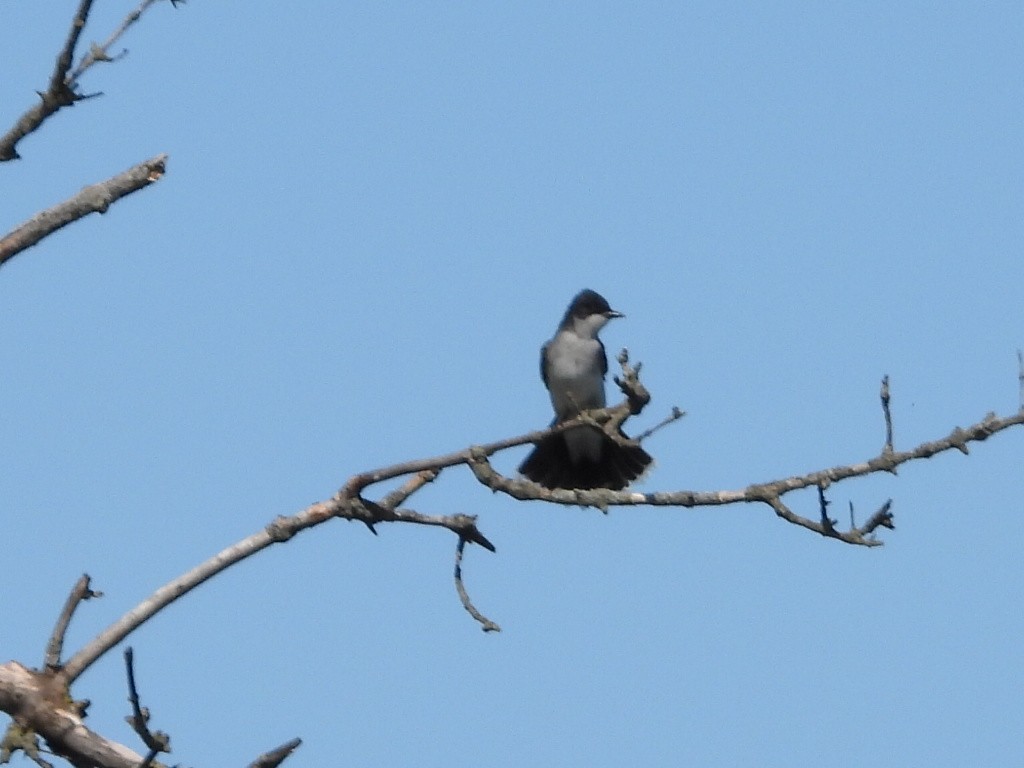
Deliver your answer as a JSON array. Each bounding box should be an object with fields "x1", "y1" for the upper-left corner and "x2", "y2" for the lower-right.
[{"x1": 518, "y1": 289, "x2": 653, "y2": 490}]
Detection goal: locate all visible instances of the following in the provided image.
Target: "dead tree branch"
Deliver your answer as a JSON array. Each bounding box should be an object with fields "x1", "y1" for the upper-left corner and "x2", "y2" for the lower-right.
[
  {"x1": 248, "y1": 737, "x2": 302, "y2": 768},
  {"x1": 2, "y1": 354, "x2": 1020, "y2": 765},
  {"x1": 123, "y1": 648, "x2": 170, "y2": 765},
  {"x1": 0, "y1": 662, "x2": 146, "y2": 768},
  {"x1": 68, "y1": 0, "x2": 181, "y2": 85},
  {"x1": 58, "y1": 495, "x2": 497, "y2": 683},
  {"x1": 0, "y1": 154, "x2": 168, "y2": 269},
  {"x1": 52, "y1": 359, "x2": 1024, "y2": 686},
  {"x1": 455, "y1": 537, "x2": 501, "y2": 632},
  {"x1": 465, "y1": 393, "x2": 1023, "y2": 546},
  {"x1": 0, "y1": 0, "x2": 93, "y2": 161},
  {"x1": 1, "y1": 0, "x2": 180, "y2": 161},
  {"x1": 48, "y1": 365, "x2": 1021, "y2": 693},
  {"x1": 44, "y1": 575, "x2": 101, "y2": 671}
]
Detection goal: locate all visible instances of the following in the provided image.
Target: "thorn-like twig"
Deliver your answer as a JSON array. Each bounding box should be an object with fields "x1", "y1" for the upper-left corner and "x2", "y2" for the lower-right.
[
  {"x1": 880, "y1": 375, "x2": 894, "y2": 454},
  {"x1": 123, "y1": 648, "x2": 171, "y2": 762},
  {"x1": 817, "y1": 484, "x2": 836, "y2": 533},
  {"x1": 44, "y1": 574, "x2": 101, "y2": 671},
  {"x1": 249, "y1": 737, "x2": 302, "y2": 768},
  {"x1": 454, "y1": 538, "x2": 501, "y2": 632}
]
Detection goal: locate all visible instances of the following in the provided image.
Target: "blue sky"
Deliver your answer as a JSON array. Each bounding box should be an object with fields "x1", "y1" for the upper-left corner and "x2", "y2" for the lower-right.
[{"x1": 2, "y1": 2, "x2": 1022, "y2": 766}]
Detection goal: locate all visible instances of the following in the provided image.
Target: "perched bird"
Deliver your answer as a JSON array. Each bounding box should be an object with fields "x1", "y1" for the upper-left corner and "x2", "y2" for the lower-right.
[{"x1": 518, "y1": 289, "x2": 652, "y2": 490}]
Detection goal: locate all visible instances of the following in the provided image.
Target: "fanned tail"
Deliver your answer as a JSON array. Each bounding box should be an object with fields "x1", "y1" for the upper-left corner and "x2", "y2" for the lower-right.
[{"x1": 518, "y1": 429, "x2": 652, "y2": 491}]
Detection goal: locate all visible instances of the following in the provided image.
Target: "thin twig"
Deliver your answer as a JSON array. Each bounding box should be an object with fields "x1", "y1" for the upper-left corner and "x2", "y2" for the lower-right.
[
  {"x1": 817, "y1": 484, "x2": 835, "y2": 533},
  {"x1": 0, "y1": 154, "x2": 168, "y2": 269},
  {"x1": 44, "y1": 574, "x2": 100, "y2": 671},
  {"x1": 68, "y1": 0, "x2": 175, "y2": 84},
  {"x1": 635, "y1": 406, "x2": 685, "y2": 442},
  {"x1": 454, "y1": 538, "x2": 501, "y2": 632},
  {"x1": 123, "y1": 648, "x2": 171, "y2": 761}
]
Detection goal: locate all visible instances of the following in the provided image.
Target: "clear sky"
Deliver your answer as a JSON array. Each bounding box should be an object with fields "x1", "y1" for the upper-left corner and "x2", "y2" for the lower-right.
[{"x1": 2, "y1": 2, "x2": 1022, "y2": 766}]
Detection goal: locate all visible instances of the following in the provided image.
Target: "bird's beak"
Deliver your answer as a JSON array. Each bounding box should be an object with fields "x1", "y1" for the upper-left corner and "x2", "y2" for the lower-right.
[{"x1": 605, "y1": 310, "x2": 625, "y2": 319}]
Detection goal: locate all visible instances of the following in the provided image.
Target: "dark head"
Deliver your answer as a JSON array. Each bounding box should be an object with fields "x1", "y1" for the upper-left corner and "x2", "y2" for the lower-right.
[{"x1": 559, "y1": 289, "x2": 624, "y2": 336}]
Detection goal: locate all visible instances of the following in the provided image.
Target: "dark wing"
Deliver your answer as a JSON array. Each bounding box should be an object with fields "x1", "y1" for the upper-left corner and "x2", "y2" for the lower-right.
[
  {"x1": 598, "y1": 338, "x2": 608, "y2": 378},
  {"x1": 540, "y1": 340, "x2": 551, "y2": 387}
]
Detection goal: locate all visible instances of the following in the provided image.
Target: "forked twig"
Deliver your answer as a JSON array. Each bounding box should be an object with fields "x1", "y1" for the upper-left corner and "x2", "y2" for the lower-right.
[{"x1": 123, "y1": 648, "x2": 171, "y2": 764}]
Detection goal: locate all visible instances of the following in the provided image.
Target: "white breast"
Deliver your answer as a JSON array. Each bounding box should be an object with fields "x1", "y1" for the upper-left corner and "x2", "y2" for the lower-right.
[{"x1": 544, "y1": 330, "x2": 607, "y2": 421}]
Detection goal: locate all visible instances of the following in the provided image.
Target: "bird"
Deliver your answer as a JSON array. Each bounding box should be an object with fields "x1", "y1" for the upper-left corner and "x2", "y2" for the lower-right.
[{"x1": 518, "y1": 289, "x2": 653, "y2": 490}]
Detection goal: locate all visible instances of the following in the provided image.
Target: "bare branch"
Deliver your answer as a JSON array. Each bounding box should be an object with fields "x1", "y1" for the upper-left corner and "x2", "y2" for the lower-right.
[
  {"x1": 54, "y1": 0, "x2": 95, "y2": 92},
  {"x1": 68, "y1": 0, "x2": 172, "y2": 84},
  {"x1": 340, "y1": 398, "x2": 641, "y2": 498},
  {"x1": 454, "y1": 538, "x2": 501, "y2": 632},
  {"x1": 0, "y1": 154, "x2": 168, "y2": 269},
  {"x1": 1, "y1": 0, "x2": 182, "y2": 160},
  {"x1": 0, "y1": 0, "x2": 94, "y2": 161},
  {"x1": 249, "y1": 737, "x2": 302, "y2": 768},
  {"x1": 48, "y1": 367, "x2": 1024, "y2": 682},
  {"x1": 59, "y1": 496, "x2": 497, "y2": 683},
  {"x1": 378, "y1": 468, "x2": 441, "y2": 509},
  {"x1": 466, "y1": 409, "x2": 1024, "y2": 545},
  {"x1": 44, "y1": 575, "x2": 101, "y2": 671},
  {"x1": 0, "y1": 662, "x2": 146, "y2": 768}
]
